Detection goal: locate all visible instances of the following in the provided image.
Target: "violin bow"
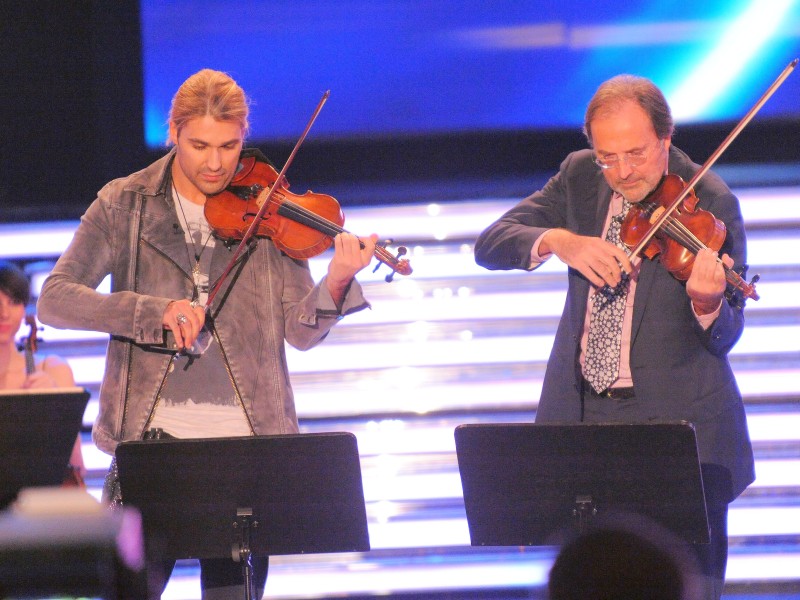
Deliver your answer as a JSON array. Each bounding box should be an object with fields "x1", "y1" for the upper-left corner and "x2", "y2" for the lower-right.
[{"x1": 205, "y1": 90, "x2": 330, "y2": 312}]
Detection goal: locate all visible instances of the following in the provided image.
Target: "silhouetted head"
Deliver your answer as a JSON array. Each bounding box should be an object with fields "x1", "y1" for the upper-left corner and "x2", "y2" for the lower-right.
[{"x1": 548, "y1": 514, "x2": 699, "y2": 600}]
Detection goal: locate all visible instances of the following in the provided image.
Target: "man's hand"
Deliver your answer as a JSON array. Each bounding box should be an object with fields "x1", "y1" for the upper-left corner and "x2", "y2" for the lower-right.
[
  {"x1": 541, "y1": 228, "x2": 633, "y2": 288},
  {"x1": 163, "y1": 299, "x2": 206, "y2": 350},
  {"x1": 326, "y1": 232, "x2": 378, "y2": 307},
  {"x1": 687, "y1": 248, "x2": 730, "y2": 315}
]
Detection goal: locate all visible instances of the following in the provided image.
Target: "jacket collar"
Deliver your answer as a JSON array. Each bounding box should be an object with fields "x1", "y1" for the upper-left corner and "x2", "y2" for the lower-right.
[
  {"x1": 123, "y1": 147, "x2": 176, "y2": 201},
  {"x1": 131, "y1": 148, "x2": 253, "y2": 287},
  {"x1": 126, "y1": 149, "x2": 194, "y2": 277}
]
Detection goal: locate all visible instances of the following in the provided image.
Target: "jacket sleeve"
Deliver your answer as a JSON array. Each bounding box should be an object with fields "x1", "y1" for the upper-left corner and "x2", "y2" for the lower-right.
[
  {"x1": 689, "y1": 171, "x2": 749, "y2": 356},
  {"x1": 474, "y1": 155, "x2": 575, "y2": 271},
  {"x1": 37, "y1": 192, "x2": 172, "y2": 345},
  {"x1": 277, "y1": 252, "x2": 369, "y2": 352}
]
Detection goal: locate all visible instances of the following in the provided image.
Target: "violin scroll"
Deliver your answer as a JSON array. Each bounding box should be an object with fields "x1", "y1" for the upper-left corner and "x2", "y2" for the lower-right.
[{"x1": 373, "y1": 240, "x2": 412, "y2": 282}]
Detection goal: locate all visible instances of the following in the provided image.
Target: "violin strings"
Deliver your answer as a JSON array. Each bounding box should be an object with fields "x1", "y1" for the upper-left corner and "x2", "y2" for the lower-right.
[
  {"x1": 277, "y1": 198, "x2": 343, "y2": 237},
  {"x1": 275, "y1": 198, "x2": 401, "y2": 268},
  {"x1": 642, "y1": 200, "x2": 708, "y2": 256},
  {"x1": 661, "y1": 215, "x2": 705, "y2": 254},
  {"x1": 659, "y1": 212, "x2": 741, "y2": 287}
]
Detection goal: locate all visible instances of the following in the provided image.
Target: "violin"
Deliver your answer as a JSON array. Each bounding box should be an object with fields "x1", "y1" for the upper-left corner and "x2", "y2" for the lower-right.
[
  {"x1": 616, "y1": 58, "x2": 797, "y2": 308},
  {"x1": 201, "y1": 91, "x2": 411, "y2": 312},
  {"x1": 23, "y1": 315, "x2": 85, "y2": 487},
  {"x1": 204, "y1": 155, "x2": 412, "y2": 278},
  {"x1": 23, "y1": 314, "x2": 38, "y2": 376},
  {"x1": 620, "y1": 173, "x2": 758, "y2": 305}
]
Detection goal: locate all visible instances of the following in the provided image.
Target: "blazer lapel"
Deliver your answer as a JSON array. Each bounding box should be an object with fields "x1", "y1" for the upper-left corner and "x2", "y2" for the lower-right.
[
  {"x1": 630, "y1": 258, "x2": 658, "y2": 344},
  {"x1": 588, "y1": 180, "x2": 613, "y2": 237}
]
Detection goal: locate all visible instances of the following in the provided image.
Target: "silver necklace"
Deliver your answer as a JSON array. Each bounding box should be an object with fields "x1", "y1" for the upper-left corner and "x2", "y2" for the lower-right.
[{"x1": 172, "y1": 182, "x2": 212, "y2": 280}]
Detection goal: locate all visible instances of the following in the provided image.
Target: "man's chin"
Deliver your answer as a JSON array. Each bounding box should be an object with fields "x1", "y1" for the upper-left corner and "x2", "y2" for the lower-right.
[
  {"x1": 198, "y1": 180, "x2": 231, "y2": 198},
  {"x1": 615, "y1": 184, "x2": 648, "y2": 203}
]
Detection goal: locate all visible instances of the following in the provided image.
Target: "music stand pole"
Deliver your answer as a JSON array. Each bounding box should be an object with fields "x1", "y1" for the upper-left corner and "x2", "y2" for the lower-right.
[
  {"x1": 573, "y1": 494, "x2": 597, "y2": 533},
  {"x1": 233, "y1": 508, "x2": 258, "y2": 600}
]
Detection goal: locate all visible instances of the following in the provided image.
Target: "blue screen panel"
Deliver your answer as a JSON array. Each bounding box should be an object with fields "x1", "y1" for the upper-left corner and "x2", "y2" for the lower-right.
[{"x1": 142, "y1": 0, "x2": 800, "y2": 148}]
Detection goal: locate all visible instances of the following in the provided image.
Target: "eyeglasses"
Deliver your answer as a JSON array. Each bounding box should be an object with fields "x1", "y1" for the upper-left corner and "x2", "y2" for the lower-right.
[{"x1": 593, "y1": 139, "x2": 664, "y2": 170}]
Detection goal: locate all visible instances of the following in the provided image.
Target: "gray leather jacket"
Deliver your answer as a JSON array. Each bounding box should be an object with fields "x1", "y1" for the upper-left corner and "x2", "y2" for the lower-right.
[{"x1": 38, "y1": 149, "x2": 369, "y2": 454}]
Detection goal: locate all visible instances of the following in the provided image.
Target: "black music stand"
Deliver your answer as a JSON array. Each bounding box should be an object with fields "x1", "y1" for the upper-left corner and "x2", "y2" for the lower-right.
[
  {"x1": 454, "y1": 422, "x2": 709, "y2": 547},
  {"x1": 0, "y1": 388, "x2": 90, "y2": 509},
  {"x1": 115, "y1": 432, "x2": 370, "y2": 600}
]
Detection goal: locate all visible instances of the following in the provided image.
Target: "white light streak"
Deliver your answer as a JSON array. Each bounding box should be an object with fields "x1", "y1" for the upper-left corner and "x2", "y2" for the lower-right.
[
  {"x1": 160, "y1": 549, "x2": 800, "y2": 600},
  {"x1": 4, "y1": 189, "x2": 799, "y2": 261},
  {"x1": 669, "y1": 1, "x2": 796, "y2": 120}
]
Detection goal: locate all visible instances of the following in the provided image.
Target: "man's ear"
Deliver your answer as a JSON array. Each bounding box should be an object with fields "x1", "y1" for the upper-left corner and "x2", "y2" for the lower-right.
[{"x1": 168, "y1": 121, "x2": 178, "y2": 146}]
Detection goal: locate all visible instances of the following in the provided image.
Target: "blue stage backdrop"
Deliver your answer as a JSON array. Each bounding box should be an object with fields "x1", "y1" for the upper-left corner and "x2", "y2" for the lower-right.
[{"x1": 141, "y1": 0, "x2": 800, "y2": 148}]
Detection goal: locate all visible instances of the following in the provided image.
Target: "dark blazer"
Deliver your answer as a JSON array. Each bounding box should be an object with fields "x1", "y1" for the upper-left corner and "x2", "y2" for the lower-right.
[{"x1": 474, "y1": 145, "x2": 755, "y2": 500}]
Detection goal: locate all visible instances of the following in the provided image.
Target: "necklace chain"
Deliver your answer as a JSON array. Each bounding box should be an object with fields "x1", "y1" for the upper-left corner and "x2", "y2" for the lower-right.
[{"x1": 172, "y1": 182, "x2": 212, "y2": 275}]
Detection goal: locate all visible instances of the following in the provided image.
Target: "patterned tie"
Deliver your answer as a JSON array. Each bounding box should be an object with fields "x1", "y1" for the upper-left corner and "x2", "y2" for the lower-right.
[{"x1": 583, "y1": 198, "x2": 632, "y2": 394}]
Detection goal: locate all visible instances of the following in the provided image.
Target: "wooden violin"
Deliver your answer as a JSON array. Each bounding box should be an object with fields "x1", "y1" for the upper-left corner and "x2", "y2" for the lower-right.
[
  {"x1": 22, "y1": 315, "x2": 85, "y2": 487},
  {"x1": 621, "y1": 173, "x2": 759, "y2": 305},
  {"x1": 23, "y1": 314, "x2": 38, "y2": 376},
  {"x1": 620, "y1": 58, "x2": 797, "y2": 307},
  {"x1": 203, "y1": 91, "x2": 412, "y2": 311},
  {"x1": 204, "y1": 155, "x2": 412, "y2": 278}
]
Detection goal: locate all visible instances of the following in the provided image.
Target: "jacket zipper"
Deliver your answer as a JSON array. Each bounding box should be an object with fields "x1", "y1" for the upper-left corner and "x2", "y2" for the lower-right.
[
  {"x1": 212, "y1": 320, "x2": 257, "y2": 435},
  {"x1": 128, "y1": 207, "x2": 256, "y2": 437},
  {"x1": 120, "y1": 202, "x2": 145, "y2": 440},
  {"x1": 133, "y1": 231, "x2": 195, "y2": 437},
  {"x1": 140, "y1": 356, "x2": 176, "y2": 435}
]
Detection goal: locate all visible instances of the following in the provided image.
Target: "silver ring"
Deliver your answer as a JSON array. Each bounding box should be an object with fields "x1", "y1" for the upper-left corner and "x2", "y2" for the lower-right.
[{"x1": 176, "y1": 313, "x2": 188, "y2": 325}]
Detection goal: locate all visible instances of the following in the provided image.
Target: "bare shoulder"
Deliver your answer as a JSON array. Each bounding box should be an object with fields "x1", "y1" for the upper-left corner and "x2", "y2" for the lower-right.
[{"x1": 37, "y1": 354, "x2": 76, "y2": 387}]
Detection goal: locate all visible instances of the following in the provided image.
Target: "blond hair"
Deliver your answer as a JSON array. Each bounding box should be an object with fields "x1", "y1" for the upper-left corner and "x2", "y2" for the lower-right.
[{"x1": 168, "y1": 69, "x2": 249, "y2": 143}]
